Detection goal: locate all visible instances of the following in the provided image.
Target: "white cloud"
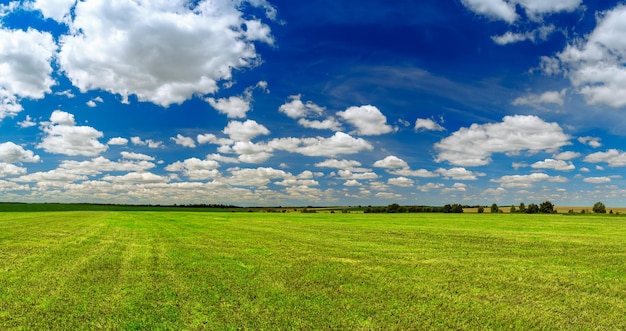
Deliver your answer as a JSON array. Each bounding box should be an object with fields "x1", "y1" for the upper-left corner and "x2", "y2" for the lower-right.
[
  {"x1": 231, "y1": 141, "x2": 273, "y2": 163},
  {"x1": 279, "y1": 95, "x2": 341, "y2": 131},
  {"x1": 223, "y1": 120, "x2": 270, "y2": 141},
  {"x1": 206, "y1": 96, "x2": 251, "y2": 119},
  {"x1": 414, "y1": 118, "x2": 445, "y2": 132},
  {"x1": 37, "y1": 110, "x2": 108, "y2": 156},
  {"x1": 17, "y1": 115, "x2": 37, "y2": 128},
  {"x1": 0, "y1": 162, "x2": 27, "y2": 177},
  {"x1": 121, "y1": 151, "x2": 154, "y2": 161},
  {"x1": 584, "y1": 149, "x2": 626, "y2": 167},
  {"x1": 197, "y1": 133, "x2": 233, "y2": 146},
  {"x1": 315, "y1": 159, "x2": 364, "y2": 170},
  {"x1": 0, "y1": 27, "x2": 57, "y2": 120},
  {"x1": 388, "y1": 177, "x2": 414, "y2": 187},
  {"x1": 373, "y1": 155, "x2": 409, "y2": 169},
  {"x1": 131, "y1": 136, "x2": 163, "y2": 148},
  {"x1": 58, "y1": 156, "x2": 155, "y2": 176},
  {"x1": 531, "y1": 159, "x2": 575, "y2": 171},
  {"x1": 30, "y1": 0, "x2": 75, "y2": 22},
  {"x1": 437, "y1": 167, "x2": 485, "y2": 180},
  {"x1": 373, "y1": 155, "x2": 439, "y2": 178},
  {"x1": 338, "y1": 170, "x2": 378, "y2": 181},
  {"x1": 492, "y1": 172, "x2": 568, "y2": 188},
  {"x1": 512, "y1": 89, "x2": 566, "y2": 107},
  {"x1": 271, "y1": 132, "x2": 374, "y2": 157},
  {"x1": 170, "y1": 134, "x2": 197, "y2": 148},
  {"x1": 337, "y1": 105, "x2": 393, "y2": 136},
  {"x1": 102, "y1": 172, "x2": 169, "y2": 184},
  {"x1": 435, "y1": 115, "x2": 570, "y2": 166},
  {"x1": 460, "y1": 0, "x2": 518, "y2": 23},
  {"x1": 107, "y1": 137, "x2": 128, "y2": 146},
  {"x1": 583, "y1": 176, "x2": 612, "y2": 184},
  {"x1": 297, "y1": 118, "x2": 342, "y2": 131},
  {"x1": 549, "y1": 5, "x2": 626, "y2": 108},
  {"x1": 57, "y1": 0, "x2": 275, "y2": 107},
  {"x1": 553, "y1": 151, "x2": 580, "y2": 160},
  {"x1": 165, "y1": 157, "x2": 220, "y2": 180},
  {"x1": 417, "y1": 183, "x2": 444, "y2": 192},
  {"x1": 578, "y1": 136, "x2": 602, "y2": 148},
  {"x1": 442, "y1": 183, "x2": 467, "y2": 193},
  {"x1": 461, "y1": 0, "x2": 581, "y2": 23},
  {"x1": 492, "y1": 25, "x2": 555, "y2": 45},
  {"x1": 344, "y1": 179, "x2": 361, "y2": 187},
  {"x1": 226, "y1": 167, "x2": 291, "y2": 187},
  {"x1": 0, "y1": 142, "x2": 40, "y2": 163}
]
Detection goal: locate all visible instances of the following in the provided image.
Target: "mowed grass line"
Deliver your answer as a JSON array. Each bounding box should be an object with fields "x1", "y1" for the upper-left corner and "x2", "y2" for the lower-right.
[{"x1": 1, "y1": 212, "x2": 625, "y2": 329}]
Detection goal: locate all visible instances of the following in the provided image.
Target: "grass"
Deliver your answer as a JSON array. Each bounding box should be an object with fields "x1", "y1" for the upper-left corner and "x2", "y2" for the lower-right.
[{"x1": 1, "y1": 211, "x2": 625, "y2": 329}]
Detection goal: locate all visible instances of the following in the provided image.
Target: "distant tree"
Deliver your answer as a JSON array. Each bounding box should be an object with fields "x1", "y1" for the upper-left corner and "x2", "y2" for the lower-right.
[
  {"x1": 518, "y1": 202, "x2": 526, "y2": 213},
  {"x1": 451, "y1": 204, "x2": 464, "y2": 213},
  {"x1": 510, "y1": 205, "x2": 516, "y2": 213},
  {"x1": 477, "y1": 206, "x2": 484, "y2": 213},
  {"x1": 593, "y1": 201, "x2": 607, "y2": 214},
  {"x1": 526, "y1": 203, "x2": 539, "y2": 214},
  {"x1": 490, "y1": 203, "x2": 499, "y2": 213},
  {"x1": 387, "y1": 203, "x2": 401, "y2": 213},
  {"x1": 610, "y1": 209, "x2": 614, "y2": 215},
  {"x1": 539, "y1": 201, "x2": 555, "y2": 214},
  {"x1": 443, "y1": 204, "x2": 452, "y2": 213}
]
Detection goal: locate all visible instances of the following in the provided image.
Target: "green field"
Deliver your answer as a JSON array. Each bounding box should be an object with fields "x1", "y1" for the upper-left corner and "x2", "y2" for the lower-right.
[{"x1": 1, "y1": 211, "x2": 625, "y2": 330}]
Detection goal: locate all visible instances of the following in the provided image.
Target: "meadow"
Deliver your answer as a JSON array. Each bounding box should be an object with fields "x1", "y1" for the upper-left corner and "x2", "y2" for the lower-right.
[{"x1": 1, "y1": 211, "x2": 625, "y2": 330}]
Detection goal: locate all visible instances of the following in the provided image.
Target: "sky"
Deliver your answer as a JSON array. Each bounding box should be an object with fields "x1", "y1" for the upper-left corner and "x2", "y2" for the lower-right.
[{"x1": 1, "y1": 0, "x2": 626, "y2": 207}]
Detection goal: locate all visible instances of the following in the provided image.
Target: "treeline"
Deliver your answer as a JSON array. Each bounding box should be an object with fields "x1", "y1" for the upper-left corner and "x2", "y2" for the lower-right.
[
  {"x1": 364, "y1": 203, "x2": 466, "y2": 214},
  {"x1": 489, "y1": 201, "x2": 556, "y2": 214}
]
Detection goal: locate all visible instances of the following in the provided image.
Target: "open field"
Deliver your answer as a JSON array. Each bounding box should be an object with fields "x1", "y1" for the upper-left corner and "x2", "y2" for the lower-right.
[{"x1": 1, "y1": 212, "x2": 626, "y2": 329}]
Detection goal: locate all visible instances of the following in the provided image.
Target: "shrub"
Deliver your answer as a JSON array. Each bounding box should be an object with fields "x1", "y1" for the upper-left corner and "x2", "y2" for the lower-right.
[{"x1": 593, "y1": 201, "x2": 606, "y2": 214}]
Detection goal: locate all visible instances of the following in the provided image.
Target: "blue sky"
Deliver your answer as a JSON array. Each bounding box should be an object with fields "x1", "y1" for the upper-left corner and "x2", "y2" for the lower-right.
[{"x1": 1, "y1": 0, "x2": 626, "y2": 207}]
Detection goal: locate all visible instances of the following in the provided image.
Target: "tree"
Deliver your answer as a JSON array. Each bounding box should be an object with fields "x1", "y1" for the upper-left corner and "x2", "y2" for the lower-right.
[
  {"x1": 526, "y1": 203, "x2": 539, "y2": 214},
  {"x1": 539, "y1": 201, "x2": 555, "y2": 214},
  {"x1": 519, "y1": 202, "x2": 526, "y2": 213},
  {"x1": 593, "y1": 201, "x2": 606, "y2": 214},
  {"x1": 510, "y1": 205, "x2": 516, "y2": 213},
  {"x1": 477, "y1": 206, "x2": 484, "y2": 213},
  {"x1": 490, "y1": 203, "x2": 499, "y2": 213},
  {"x1": 451, "y1": 204, "x2": 464, "y2": 213}
]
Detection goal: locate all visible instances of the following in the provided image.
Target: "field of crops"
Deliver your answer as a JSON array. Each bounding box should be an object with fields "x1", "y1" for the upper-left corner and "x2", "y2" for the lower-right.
[{"x1": 1, "y1": 211, "x2": 625, "y2": 329}]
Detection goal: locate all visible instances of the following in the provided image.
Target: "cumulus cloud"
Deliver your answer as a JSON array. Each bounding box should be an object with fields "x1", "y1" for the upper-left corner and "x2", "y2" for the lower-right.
[
  {"x1": 373, "y1": 155, "x2": 439, "y2": 178},
  {"x1": 29, "y1": 0, "x2": 75, "y2": 22},
  {"x1": 131, "y1": 136, "x2": 163, "y2": 148},
  {"x1": 0, "y1": 162, "x2": 27, "y2": 177},
  {"x1": 512, "y1": 89, "x2": 566, "y2": 107},
  {"x1": 531, "y1": 158, "x2": 575, "y2": 171},
  {"x1": 223, "y1": 120, "x2": 270, "y2": 141},
  {"x1": 547, "y1": 5, "x2": 626, "y2": 108},
  {"x1": 278, "y1": 95, "x2": 341, "y2": 131},
  {"x1": 37, "y1": 110, "x2": 108, "y2": 156},
  {"x1": 337, "y1": 105, "x2": 393, "y2": 136},
  {"x1": 461, "y1": 0, "x2": 581, "y2": 23},
  {"x1": 442, "y1": 183, "x2": 467, "y2": 193},
  {"x1": 165, "y1": 157, "x2": 220, "y2": 180},
  {"x1": 120, "y1": 152, "x2": 154, "y2": 161},
  {"x1": 107, "y1": 137, "x2": 128, "y2": 146},
  {"x1": 460, "y1": 0, "x2": 518, "y2": 23},
  {"x1": 0, "y1": 27, "x2": 57, "y2": 120},
  {"x1": 0, "y1": 142, "x2": 40, "y2": 163},
  {"x1": 414, "y1": 118, "x2": 445, "y2": 132},
  {"x1": 17, "y1": 115, "x2": 37, "y2": 128},
  {"x1": 553, "y1": 151, "x2": 580, "y2": 160},
  {"x1": 583, "y1": 149, "x2": 626, "y2": 167},
  {"x1": 578, "y1": 136, "x2": 602, "y2": 148},
  {"x1": 435, "y1": 115, "x2": 570, "y2": 166},
  {"x1": 583, "y1": 176, "x2": 612, "y2": 184},
  {"x1": 102, "y1": 172, "x2": 169, "y2": 184},
  {"x1": 57, "y1": 0, "x2": 275, "y2": 107},
  {"x1": 436, "y1": 167, "x2": 485, "y2": 180},
  {"x1": 206, "y1": 96, "x2": 250, "y2": 119},
  {"x1": 387, "y1": 177, "x2": 414, "y2": 187},
  {"x1": 272, "y1": 132, "x2": 374, "y2": 157},
  {"x1": 491, "y1": 172, "x2": 568, "y2": 188},
  {"x1": 492, "y1": 25, "x2": 555, "y2": 45},
  {"x1": 170, "y1": 134, "x2": 197, "y2": 148}
]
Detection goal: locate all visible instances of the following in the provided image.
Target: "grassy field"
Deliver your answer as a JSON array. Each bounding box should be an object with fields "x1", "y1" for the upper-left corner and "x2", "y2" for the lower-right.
[{"x1": 1, "y1": 211, "x2": 625, "y2": 330}]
